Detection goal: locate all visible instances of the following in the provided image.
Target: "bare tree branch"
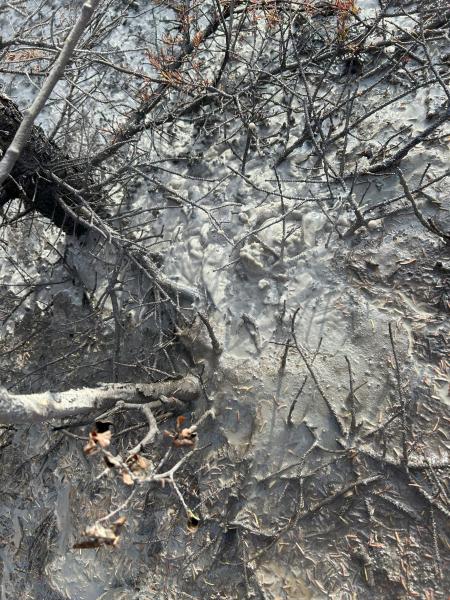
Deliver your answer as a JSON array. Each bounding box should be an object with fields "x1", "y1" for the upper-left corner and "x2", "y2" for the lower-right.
[
  {"x1": 0, "y1": 0, "x2": 100, "y2": 186},
  {"x1": 0, "y1": 375, "x2": 199, "y2": 424}
]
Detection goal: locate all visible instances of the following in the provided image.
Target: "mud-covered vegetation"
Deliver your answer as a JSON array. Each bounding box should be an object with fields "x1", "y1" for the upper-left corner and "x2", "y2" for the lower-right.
[{"x1": 0, "y1": 0, "x2": 449, "y2": 598}]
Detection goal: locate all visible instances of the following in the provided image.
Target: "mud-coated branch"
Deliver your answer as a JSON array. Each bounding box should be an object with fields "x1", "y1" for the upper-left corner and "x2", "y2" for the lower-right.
[
  {"x1": 0, "y1": 0, "x2": 100, "y2": 187},
  {"x1": 125, "y1": 403, "x2": 159, "y2": 457},
  {"x1": 0, "y1": 376, "x2": 199, "y2": 425},
  {"x1": 354, "y1": 108, "x2": 450, "y2": 176}
]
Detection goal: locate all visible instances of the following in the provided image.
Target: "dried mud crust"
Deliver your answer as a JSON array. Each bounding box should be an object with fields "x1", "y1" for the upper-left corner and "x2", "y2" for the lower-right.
[
  {"x1": 345, "y1": 234, "x2": 450, "y2": 318},
  {"x1": 152, "y1": 229, "x2": 450, "y2": 598},
  {"x1": 1, "y1": 241, "x2": 449, "y2": 600},
  {"x1": 169, "y1": 373, "x2": 449, "y2": 599},
  {"x1": 1, "y1": 0, "x2": 449, "y2": 597}
]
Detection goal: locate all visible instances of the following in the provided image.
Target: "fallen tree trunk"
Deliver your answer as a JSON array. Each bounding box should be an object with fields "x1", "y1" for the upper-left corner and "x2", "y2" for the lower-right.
[
  {"x1": 0, "y1": 0, "x2": 101, "y2": 189},
  {"x1": 0, "y1": 375, "x2": 199, "y2": 424},
  {"x1": 0, "y1": 92, "x2": 99, "y2": 234},
  {"x1": 0, "y1": 93, "x2": 199, "y2": 303}
]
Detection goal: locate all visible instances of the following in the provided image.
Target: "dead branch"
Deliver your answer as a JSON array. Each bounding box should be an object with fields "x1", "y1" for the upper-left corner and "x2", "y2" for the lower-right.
[
  {"x1": 0, "y1": 375, "x2": 199, "y2": 424},
  {"x1": 124, "y1": 402, "x2": 159, "y2": 458},
  {"x1": 0, "y1": 0, "x2": 101, "y2": 186}
]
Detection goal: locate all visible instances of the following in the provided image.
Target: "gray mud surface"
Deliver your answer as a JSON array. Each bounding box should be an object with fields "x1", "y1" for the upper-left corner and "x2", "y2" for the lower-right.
[{"x1": 1, "y1": 0, "x2": 449, "y2": 598}]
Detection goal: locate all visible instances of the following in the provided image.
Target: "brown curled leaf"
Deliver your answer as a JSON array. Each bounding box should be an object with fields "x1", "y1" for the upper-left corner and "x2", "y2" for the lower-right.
[
  {"x1": 122, "y1": 471, "x2": 134, "y2": 486},
  {"x1": 172, "y1": 436, "x2": 196, "y2": 448},
  {"x1": 126, "y1": 453, "x2": 150, "y2": 471},
  {"x1": 176, "y1": 415, "x2": 186, "y2": 431},
  {"x1": 73, "y1": 517, "x2": 127, "y2": 549},
  {"x1": 83, "y1": 436, "x2": 97, "y2": 456},
  {"x1": 83, "y1": 425, "x2": 112, "y2": 455},
  {"x1": 125, "y1": 453, "x2": 151, "y2": 480},
  {"x1": 165, "y1": 418, "x2": 197, "y2": 448}
]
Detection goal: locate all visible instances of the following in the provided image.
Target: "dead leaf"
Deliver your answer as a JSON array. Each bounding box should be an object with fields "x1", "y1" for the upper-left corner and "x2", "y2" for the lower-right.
[
  {"x1": 172, "y1": 430, "x2": 196, "y2": 447},
  {"x1": 74, "y1": 516, "x2": 126, "y2": 549},
  {"x1": 176, "y1": 415, "x2": 186, "y2": 430},
  {"x1": 83, "y1": 424, "x2": 112, "y2": 455},
  {"x1": 121, "y1": 471, "x2": 134, "y2": 486},
  {"x1": 165, "y1": 417, "x2": 197, "y2": 448},
  {"x1": 94, "y1": 429, "x2": 112, "y2": 448},
  {"x1": 127, "y1": 453, "x2": 150, "y2": 471},
  {"x1": 192, "y1": 31, "x2": 203, "y2": 47},
  {"x1": 83, "y1": 436, "x2": 97, "y2": 456},
  {"x1": 124, "y1": 453, "x2": 151, "y2": 481}
]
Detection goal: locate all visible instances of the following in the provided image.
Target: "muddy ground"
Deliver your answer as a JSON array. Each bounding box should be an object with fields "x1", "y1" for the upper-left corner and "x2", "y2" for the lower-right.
[
  {"x1": 0, "y1": 0, "x2": 449, "y2": 598},
  {"x1": 1, "y1": 197, "x2": 449, "y2": 599}
]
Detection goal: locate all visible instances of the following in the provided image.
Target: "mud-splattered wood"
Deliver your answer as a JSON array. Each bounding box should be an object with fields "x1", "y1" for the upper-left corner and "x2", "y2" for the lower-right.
[{"x1": 0, "y1": 375, "x2": 199, "y2": 424}]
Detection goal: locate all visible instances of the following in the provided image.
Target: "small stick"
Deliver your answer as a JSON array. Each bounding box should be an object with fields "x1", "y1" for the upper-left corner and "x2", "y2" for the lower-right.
[
  {"x1": 388, "y1": 323, "x2": 409, "y2": 469},
  {"x1": 397, "y1": 169, "x2": 450, "y2": 243},
  {"x1": 430, "y1": 506, "x2": 443, "y2": 581},
  {"x1": 291, "y1": 308, "x2": 345, "y2": 435},
  {"x1": 287, "y1": 376, "x2": 308, "y2": 427},
  {"x1": 287, "y1": 337, "x2": 322, "y2": 426},
  {"x1": 197, "y1": 311, "x2": 223, "y2": 355},
  {"x1": 344, "y1": 355, "x2": 356, "y2": 440},
  {"x1": 125, "y1": 402, "x2": 158, "y2": 458}
]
